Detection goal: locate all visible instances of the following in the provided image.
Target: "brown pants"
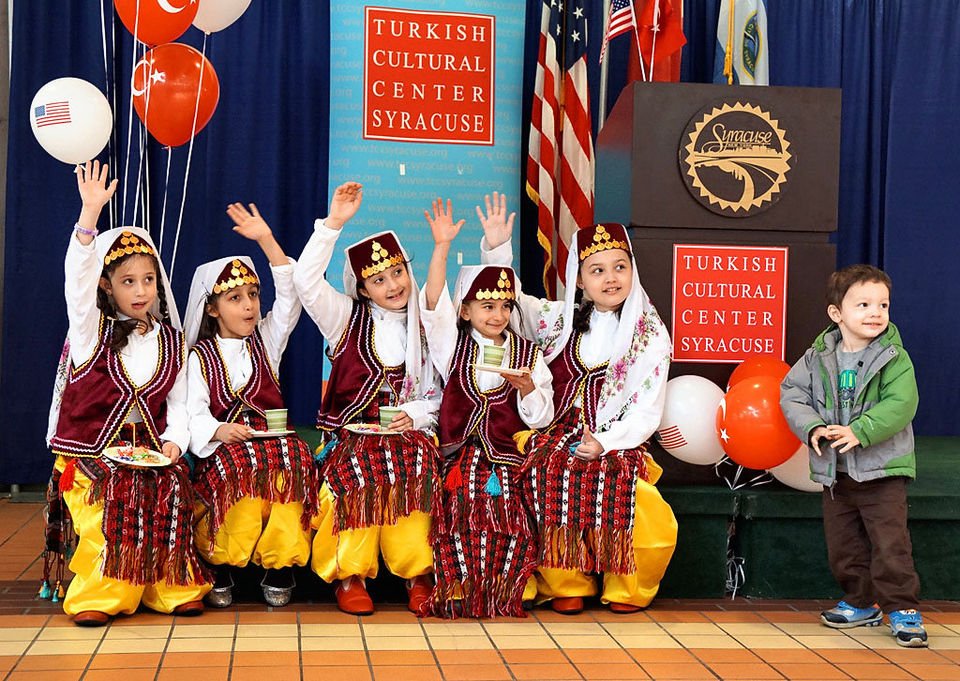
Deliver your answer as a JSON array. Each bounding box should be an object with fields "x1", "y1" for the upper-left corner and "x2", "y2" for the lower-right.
[{"x1": 822, "y1": 474, "x2": 920, "y2": 613}]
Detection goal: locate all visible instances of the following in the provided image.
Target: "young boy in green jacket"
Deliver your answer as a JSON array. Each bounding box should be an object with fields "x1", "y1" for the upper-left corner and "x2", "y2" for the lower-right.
[{"x1": 780, "y1": 264, "x2": 926, "y2": 647}]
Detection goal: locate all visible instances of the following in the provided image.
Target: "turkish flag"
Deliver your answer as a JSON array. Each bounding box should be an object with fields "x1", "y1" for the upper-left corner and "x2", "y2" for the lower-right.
[{"x1": 628, "y1": 0, "x2": 686, "y2": 82}]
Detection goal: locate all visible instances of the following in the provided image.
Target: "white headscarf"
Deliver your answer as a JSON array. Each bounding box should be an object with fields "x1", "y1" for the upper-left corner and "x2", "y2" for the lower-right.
[
  {"x1": 451, "y1": 264, "x2": 524, "y2": 335},
  {"x1": 47, "y1": 226, "x2": 180, "y2": 444},
  {"x1": 342, "y1": 230, "x2": 435, "y2": 403},
  {"x1": 524, "y1": 224, "x2": 672, "y2": 431},
  {"x1": 183, "y1": 255, "x2": 259, "y2": 348}
]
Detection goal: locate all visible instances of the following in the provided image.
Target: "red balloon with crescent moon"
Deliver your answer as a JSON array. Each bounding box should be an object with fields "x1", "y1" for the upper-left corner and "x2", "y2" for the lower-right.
[
  {"x1": 715, "y1": 375, "x2": 801, "y2": 470},
  {"x1": 132, "y1": 43, "x2": 220, "y2": 147},
  {"x1": 114, "y1": 0, "x2": 199, "y2": 46}
]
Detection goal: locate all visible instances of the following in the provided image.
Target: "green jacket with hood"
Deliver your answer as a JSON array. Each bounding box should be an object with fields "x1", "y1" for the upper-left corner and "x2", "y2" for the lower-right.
[{"x1": 780, "y1": 322, "x2": 918, "y2": 486}]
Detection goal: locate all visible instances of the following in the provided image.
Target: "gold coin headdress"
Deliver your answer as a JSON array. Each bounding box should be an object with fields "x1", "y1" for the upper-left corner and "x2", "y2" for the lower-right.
[
  {"x1": 465, "y1": 266, "x2": 516, "y2": 302},
  {"x1": 576, "y1": 223, "x2": 630, "y2": 261},
  {"x1": 347, "y1": 232, "x2": 405, "y2": 281},
  {"x1": 103, "y1": 230, "x2": 156, "y2": 266},
  {"x1": 212, "y1": 259, "x2": 259, "y2": 295}
]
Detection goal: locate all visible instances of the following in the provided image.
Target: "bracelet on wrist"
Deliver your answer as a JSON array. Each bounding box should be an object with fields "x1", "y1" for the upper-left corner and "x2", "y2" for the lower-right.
[{"x1": 74, "y1": 222, "x2": 98, "y2": 237}]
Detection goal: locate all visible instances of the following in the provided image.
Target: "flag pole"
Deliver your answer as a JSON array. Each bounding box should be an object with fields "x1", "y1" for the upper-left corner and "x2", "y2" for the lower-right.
[
  {"x1": 598, "y1": 0, "x2": 612, "y2": 129},
  {"x1": 724, "y1": 0, "x2": 735, "y2": 84},
  {"x1": 647, "y1": 0, "x2": 661, "y2": 82}
]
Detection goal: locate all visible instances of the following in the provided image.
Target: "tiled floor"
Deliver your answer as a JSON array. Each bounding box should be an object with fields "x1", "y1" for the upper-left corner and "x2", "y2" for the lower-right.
[{"x1": 2, "y1": 498, "x2": 958, "y2": 680}]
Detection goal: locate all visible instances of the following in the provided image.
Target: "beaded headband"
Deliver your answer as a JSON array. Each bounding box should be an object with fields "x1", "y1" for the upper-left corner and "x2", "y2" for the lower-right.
[
  {"x1": 212, "y1": 259, "x2": 259, "y2": 295},
  {"x1": 103, "y1": 230, "x2": 155, "y2": 266},
  {"x1": 577, "y1": 223, "x2": 630, "y2": 261},
  {"x1": 465, "y1": 267, "x2": 516, "y2": 302}
]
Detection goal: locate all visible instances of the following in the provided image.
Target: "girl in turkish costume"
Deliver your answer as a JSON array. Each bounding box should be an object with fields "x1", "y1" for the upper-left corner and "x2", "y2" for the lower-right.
[
  {"x1": 418, "y1": 200, "x2": 553, "y2": 617},
  {"x1": 482, "y1": 218, "x2": 677, "y2": 614},
  {"x1": 184, "y1": 203, "x2": 319, "y2": 608},
  {"x1": 293, "y1": 182, "x2": 441, "y2": 615},
  {"x1": 46, "y1": 162, "x2": 209, "y2": 626}
]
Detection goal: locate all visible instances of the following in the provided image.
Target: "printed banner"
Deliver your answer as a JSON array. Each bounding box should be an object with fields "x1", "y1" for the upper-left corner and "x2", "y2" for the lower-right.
[
  {"x1": 672, "y1": 244, "x2": 788, "y2": 363},
  {"x1": 328, "y1": 0, "x2": 524, "y2": 293},
  {"x1": 364, "y1": 7, "x2": 495, "y2": 145}
]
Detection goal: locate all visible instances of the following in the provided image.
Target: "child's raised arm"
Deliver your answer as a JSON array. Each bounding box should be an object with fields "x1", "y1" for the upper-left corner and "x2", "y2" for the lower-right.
[
  {"x1": 475, "y1": 191, "x2": 515, "y2": 251},
  {"x1": 75, "y1": 160, "x2": 118, "y2": 245},
  {"x1": 326, "y1": 181, "x2": 364, "y2": 230},
  {"x1": 227, "y1": 202, "x2": 286, "y2": 266},
  {"x1": 423, "y1": 198, "x2": 465, "y2": 311}
]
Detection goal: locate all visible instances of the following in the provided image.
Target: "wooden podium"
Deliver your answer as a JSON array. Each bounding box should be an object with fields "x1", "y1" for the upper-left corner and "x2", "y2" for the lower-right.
[{"x1": 595, "y1": 81, "x2": 842, "y2": 387}]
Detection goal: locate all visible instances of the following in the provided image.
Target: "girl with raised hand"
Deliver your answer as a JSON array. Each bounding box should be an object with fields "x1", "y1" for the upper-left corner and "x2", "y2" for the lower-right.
[
  {"x1": 478, "y1": 203, "x2": 678, "y2": 615},
  {"x1": 184, "y1": 203, "x2": 319, "y2": 608},
  {"x1": 293, "y1": 182, "x2": 441, "y2": 615},
  {"x1": 418, "y1": 198, "x2": 553, "y2": 617},
  {"x1": 47, "y1": 161, "x2": 209, "y2": 626}
]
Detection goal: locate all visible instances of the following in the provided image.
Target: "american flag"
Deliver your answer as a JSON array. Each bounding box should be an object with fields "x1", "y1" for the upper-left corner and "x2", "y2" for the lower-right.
[
  {"x1": 34, "y1": 101, "x2": 72, "y2": 128},
  {"x1": 600, "y1": 0, "x2": 641, "y2": 64},
  {"x1": 656, "y1": 425, "x2": 688, "y2": 450},
  {"x1": 526, "y1": 0, "x2": 594, "y2": 297}
]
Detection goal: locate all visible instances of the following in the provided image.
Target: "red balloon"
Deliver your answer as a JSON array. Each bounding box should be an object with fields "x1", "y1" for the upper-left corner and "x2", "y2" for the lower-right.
[
  {"x1": 114, "y1": 0, "x2": 199, "y2": 46},
  {"x1": 133, "y1": 43, "x2": 220, "y2": 147},
  {"x1": 727, "y1": 355, "x2": 790, "y2": 390},
  {"x1": 716, "y1": 375, "x2": 800, "y2": 469}
]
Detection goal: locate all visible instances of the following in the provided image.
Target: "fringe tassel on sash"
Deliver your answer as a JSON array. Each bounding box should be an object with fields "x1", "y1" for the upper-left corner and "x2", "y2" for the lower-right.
[
  {"x1": 192, "y1": 427, "x2": 320, "y2": 552},
  {"x1": 79, "y1": 457, "x2": 209, "y2": 586}
]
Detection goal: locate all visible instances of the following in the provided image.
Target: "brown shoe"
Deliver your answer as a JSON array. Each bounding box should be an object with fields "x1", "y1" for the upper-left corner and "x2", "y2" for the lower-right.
[
  {"x1": 335, "y1": 576, "x2": 374, "y2": 616},
  {"x1": 551, "y1": 596, "x2": 584, "y2": 615},
  {"x1": 73, "y1": 610, "x2": 109, "y2": 627},
  {"x1": 406, "y1": 575, "x2": 433, "y2": 614},
  {"x1": 609, "y1": 602, "x2": 642, "y2": 614},
  {"x1": 173, "y1": 600, "x2": 205, "y2": 617}
]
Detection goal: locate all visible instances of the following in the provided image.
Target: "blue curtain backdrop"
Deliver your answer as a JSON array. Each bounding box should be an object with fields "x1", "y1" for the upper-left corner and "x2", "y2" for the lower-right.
[{"x1": 3, "y1": 1, "x2": 959, "y2": 483}]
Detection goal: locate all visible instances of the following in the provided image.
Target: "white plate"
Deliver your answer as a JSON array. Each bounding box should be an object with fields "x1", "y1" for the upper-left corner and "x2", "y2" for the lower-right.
[
  {"x1": 249, "y1": 429, "x2": 295, "y2": 438},
  {"x1": 103, "y1": 446, "x2": 171, "y2": 468},
  {"x1": 471, "y1": 363, "x2": 530, "y2": 377},
  {"x1": 343, "y1": 422, "x2": 402, "y2": 436}
]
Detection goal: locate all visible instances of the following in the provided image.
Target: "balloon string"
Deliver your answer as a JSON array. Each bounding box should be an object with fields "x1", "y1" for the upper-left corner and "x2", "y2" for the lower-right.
[
  {"x1": 143, "y1": 123, "x2": 151, "y2": 233},
  {"x1": 121, "y1": 0, "x2": 143, "y2": 226},
  {"x1": 158, "y1": 146, "x2": 172, "y2": 259},
  {"x1": 98, "y1": 0, "x2": 114, "y2": 229},
  {"x1": 169, "y1": 32, "x2": 209, "y2": 282},
  {"x1": 132, "y1": 102, "x2": 146, "y2": 230}
]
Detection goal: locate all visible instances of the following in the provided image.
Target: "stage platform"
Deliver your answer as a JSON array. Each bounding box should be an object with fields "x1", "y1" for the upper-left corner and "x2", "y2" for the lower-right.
[{"x1": 657, "y1": 437, "x2": 960, "y2": 600}]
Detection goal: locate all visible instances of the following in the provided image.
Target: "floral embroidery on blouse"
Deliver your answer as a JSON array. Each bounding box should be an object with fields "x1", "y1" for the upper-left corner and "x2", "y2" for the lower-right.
[{"x1": 596, "y1": 310, "x2": 665, "y2": 413}]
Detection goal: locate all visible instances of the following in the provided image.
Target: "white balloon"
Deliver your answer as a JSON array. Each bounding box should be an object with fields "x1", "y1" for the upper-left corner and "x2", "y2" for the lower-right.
[
  {"x1": 769, "y1": 443, "x2": 823, "y2": 492},
  {"x1": 656, "y1": 375, "x2": 726, "y2": 465},
  {"x1": 193, "y1": 0, "x2": 253, "y2": 33},
  {"x1": 30, "y1": 78, "x2": 112, "y2": 164}
]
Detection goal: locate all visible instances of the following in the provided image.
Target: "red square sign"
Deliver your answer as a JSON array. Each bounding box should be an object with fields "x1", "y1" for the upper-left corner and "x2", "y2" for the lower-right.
[
  {"x1": 672, "y1": 245, "x2": 789, "y2": 363},
  {"x1": 363, "y1": 7, "x2": 495, "y2": 145}
]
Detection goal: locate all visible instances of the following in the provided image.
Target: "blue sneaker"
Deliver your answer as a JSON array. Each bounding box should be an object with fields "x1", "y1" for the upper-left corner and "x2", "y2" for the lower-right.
[
  {"x1": 820, "y1": 600, "x2": 883, "y2": 629},
  {"x1": 888, "y1": 609, "x2": 928, "y2": 647}
]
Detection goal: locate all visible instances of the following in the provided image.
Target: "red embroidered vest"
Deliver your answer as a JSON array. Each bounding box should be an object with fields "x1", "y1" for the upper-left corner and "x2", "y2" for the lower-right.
[
  {"x1": 549, "y1": 330, "x2": 608, "y2": 431},
  {"x1": 438, "y1": 330, "x2": 538, "y2": 467},
  {"x1": 317, "y1": 301, "x2": 404, "y2": 431},
  {"x1": 50, "y1": 315, "x2": 184, "y2": 457},
  {"x1": 191, "y1": 329, "x2": 284, "y2": 422}
]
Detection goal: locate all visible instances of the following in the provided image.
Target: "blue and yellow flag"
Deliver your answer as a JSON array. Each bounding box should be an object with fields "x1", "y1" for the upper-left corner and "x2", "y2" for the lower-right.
[{"x1": 714, "y1": 0, "x2": 769, "y2": 85}]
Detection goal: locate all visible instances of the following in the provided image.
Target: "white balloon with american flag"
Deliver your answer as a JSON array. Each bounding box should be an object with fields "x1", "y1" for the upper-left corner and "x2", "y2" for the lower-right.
[
  {"x1": 656, "y1": 375, "x2": 726, "y2": 465},
  {"x1": 30, "y1": 78, "x2": 112, "y2": 165}
]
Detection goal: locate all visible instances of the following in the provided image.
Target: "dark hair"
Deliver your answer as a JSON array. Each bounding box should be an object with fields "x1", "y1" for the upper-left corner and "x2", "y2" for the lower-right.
[
  {"x1": 456, "y1": 298, "x2": 522, "y2": 335},
  {"x1": 196, "y1": 293, "x2": 222, "y2": 342},
  {"x1": 826, "y1": 264, "x2": 892, "y2": 309},
  {"x1": 97, "y1": 252, "x2": 170, "y2": 353}
]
